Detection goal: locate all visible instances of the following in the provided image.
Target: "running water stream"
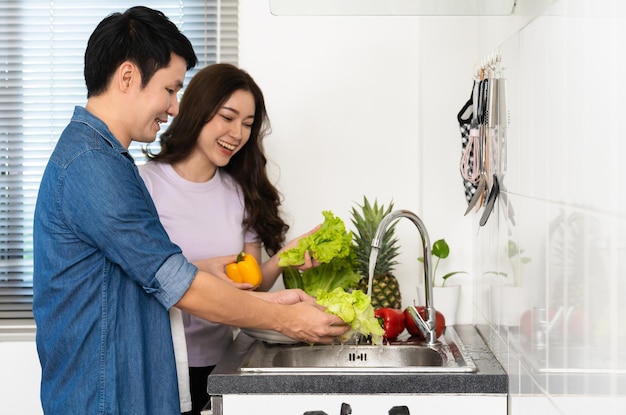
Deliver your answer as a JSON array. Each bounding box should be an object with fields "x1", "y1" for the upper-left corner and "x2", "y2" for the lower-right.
[
  {"x1": 366, "y1": 246, "x2": 393, "y2": 348},
  {"x1": 366, "y1": 246, "x2": 380, "y2": 299}
]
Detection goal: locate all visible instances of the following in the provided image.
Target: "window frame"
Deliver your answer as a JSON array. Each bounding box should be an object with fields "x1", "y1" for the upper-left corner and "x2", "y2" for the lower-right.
[{"x1": 0, "y1": 1, "x2": 238, "y2": 326}]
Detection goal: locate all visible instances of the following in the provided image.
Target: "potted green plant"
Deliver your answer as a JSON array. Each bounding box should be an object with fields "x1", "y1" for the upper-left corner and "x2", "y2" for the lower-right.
[
  {"x1": 418, "y1": 239, "x2": 468, "y2": 325},
  {"x1": 419, "y1": 239, "x2": 468, "y2": 287}
]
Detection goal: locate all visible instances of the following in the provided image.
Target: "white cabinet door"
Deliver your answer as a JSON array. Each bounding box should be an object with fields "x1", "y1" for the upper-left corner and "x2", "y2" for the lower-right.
[{"x1": 217, "y1": 394, "x2": 506, "y2": 415}]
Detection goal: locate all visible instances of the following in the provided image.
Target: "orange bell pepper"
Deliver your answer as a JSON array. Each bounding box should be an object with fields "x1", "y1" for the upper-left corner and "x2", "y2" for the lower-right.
[{"x1": 225, "y1": 252, "x2": 263, "y2": 286}]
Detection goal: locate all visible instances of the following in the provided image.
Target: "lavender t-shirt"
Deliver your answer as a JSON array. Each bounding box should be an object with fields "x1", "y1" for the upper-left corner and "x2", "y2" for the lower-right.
[{"x1": 139, "y1": 161, "x2": 257, "y2": 366}]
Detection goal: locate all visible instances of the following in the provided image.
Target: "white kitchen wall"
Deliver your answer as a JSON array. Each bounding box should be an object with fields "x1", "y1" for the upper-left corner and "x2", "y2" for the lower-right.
[
  {"x1": 474, "y1": 0, "x2": 626, "y2": 414},
  {"x1": 7, "y1": 1, "x2": 624, "y2": 414},
  {"x1": 239, "y1": 0, "x2": 477, "y2": 317},
  {"x1": 242, "y1": 1, "x2": 626, "y2": 414},
  {"x1": 0, "y1": 339, "x2": 41, "y2": 414},
  {"x1": 1, "y1": 4, "x2": 481, "y2": 414}
]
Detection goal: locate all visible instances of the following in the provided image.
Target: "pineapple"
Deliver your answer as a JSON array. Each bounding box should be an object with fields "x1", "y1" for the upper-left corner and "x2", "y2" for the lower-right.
[{"x1": 351, "y1": 196, "x2": 402, "y2": 309}]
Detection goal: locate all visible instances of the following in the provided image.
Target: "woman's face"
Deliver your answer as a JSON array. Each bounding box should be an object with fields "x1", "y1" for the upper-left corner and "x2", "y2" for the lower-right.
[{"x1": 196, "y1": 89, "x2": 256, "y2": 169}]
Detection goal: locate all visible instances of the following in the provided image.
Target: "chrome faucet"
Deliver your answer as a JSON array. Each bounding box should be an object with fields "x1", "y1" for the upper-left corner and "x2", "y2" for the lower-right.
[{"x1": 369, "y1": 209, "x2": 439, "y2": 346}]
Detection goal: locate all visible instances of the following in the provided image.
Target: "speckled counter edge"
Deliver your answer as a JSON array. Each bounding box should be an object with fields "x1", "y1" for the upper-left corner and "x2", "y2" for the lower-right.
[{"x1": 207, "y1": 325, "x2": 508, "y2": 395}]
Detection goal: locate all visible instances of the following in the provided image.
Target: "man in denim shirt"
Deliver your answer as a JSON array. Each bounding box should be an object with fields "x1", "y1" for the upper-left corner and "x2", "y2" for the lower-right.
[{"x1": 33, "y1": 7, "x2": 348, "y2": 415}]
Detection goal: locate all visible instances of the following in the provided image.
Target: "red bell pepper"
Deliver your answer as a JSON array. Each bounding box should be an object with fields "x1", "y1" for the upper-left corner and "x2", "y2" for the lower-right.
[{"x1": 374, "y1": 308, "x2": 405, "y2": 340}]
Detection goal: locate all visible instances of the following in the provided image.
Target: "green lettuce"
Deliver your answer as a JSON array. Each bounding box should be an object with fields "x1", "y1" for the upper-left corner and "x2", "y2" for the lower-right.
[
  {"x1": 280, "y1": 210, "x2": 361, "y2": 295},
  {"x1": 300, "y1": 253, "x2": 360, "y2": 297},
  {"x1": 316, "y1": 287, "x2": 384, "y2": 345},
  {"x1": 278, "y1": 211, "x2": 353, "y2": 267}
]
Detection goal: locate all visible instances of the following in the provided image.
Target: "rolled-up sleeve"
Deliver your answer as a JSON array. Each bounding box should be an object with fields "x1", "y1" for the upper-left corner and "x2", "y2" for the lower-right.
[{"x1": 148, "y1": 253, "x2": 197, "y2": 309}]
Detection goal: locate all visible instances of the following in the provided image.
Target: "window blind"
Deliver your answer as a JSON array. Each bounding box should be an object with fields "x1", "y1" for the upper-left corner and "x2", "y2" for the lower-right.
[{"x1": 0, "y1": 0, "x2": 238, "y2": 322}]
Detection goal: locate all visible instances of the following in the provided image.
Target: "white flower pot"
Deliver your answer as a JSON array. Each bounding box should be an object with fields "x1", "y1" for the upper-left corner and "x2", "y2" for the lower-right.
[{"x1": 432, "y1": 285, "x2": 461, "y2": 326}]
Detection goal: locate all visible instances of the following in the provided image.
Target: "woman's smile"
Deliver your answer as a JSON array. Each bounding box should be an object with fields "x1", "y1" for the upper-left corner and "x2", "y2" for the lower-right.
[{"x1": 217, "y1": 138, "x2": 236, "y2": 151}]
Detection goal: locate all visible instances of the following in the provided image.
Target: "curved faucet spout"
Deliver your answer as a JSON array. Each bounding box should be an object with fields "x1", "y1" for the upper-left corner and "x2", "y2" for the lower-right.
[{"x1": 369, "y1": 209, "x2": 439, "y2": 346}]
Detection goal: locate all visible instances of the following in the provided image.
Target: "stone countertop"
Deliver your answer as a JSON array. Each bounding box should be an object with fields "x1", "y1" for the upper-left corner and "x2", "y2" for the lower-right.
[{"x1": 206, "y1": 325, "x2": 508, "y2": 395}]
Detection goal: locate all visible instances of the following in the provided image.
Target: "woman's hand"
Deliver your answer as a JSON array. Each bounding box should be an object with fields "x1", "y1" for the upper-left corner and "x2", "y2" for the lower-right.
[
  {"x1": 193, "y1": 255, "x2": 257, "y2": 290},
  {"x1": 280, "y1": 224, "x2": 322, "y2": 271},
  {"x1": 293, "y1": 250, "x2": 320, "y2": 271}
]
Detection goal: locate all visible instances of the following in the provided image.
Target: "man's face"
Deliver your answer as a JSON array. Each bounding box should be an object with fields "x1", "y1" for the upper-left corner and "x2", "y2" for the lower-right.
[{"x1": 127, "y1": 54, "x2": 187, "y2": 145}]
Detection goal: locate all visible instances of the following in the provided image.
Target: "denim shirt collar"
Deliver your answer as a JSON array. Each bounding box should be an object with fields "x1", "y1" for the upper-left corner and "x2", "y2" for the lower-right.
[{"x1": 71, "y1": 105, "x2": 132, "y2": 159}]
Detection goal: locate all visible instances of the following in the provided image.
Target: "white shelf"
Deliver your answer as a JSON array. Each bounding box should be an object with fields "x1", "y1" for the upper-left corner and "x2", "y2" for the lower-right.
[{"x1": 269, "y1": 0, "x2": 517, "y2": 16}]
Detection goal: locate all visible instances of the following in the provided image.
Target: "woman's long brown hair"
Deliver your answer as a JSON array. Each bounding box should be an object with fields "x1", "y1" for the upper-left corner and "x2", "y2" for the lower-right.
[{"x1": 144, "y1": 63, "x2": 288, "y2": 255}]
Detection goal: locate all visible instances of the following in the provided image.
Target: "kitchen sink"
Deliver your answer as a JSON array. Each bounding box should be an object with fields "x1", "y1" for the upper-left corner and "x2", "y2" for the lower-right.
[{"x1": 239, "y1": 326, "x2": 477, "y2": 373}]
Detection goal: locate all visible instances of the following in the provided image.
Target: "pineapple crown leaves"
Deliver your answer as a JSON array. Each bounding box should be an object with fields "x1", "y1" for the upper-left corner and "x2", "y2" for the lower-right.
[
  {"x1": 350, "y1": 196, "x2": 400, "y2": 277},
  {"x1": 417, "y1": 238, "x2": 468, "y2": 287}
]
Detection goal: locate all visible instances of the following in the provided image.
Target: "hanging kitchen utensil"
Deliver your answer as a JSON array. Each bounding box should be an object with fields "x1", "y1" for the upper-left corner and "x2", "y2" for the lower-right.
[
  {"x1": 464, "y1": 77, "x2": 489, "y2": 215},
  {"x1": 463, "y1": 145, "x2": 485, "y2": 215},
  {"x1": 479, "y1": 66, "x2": 500, "y2": 225},
  {"x1": 493, "y1": 54, "x2": 515, "y2": 225},
  {"x1": 483, "y1": 64, "x2": 498, "y2": 192},
  {"x1": 457, "y1": 80, "x2": 480, "y2": 203},
  {"x1": 457, "y1": 81, "x2": 480, "y2": 184},
  {"x1": 480, "y1": 172, "x2": 499, "y2": 226},
  {"x1": 495, "y1": 55, "x2": 507, "y2": 179}
]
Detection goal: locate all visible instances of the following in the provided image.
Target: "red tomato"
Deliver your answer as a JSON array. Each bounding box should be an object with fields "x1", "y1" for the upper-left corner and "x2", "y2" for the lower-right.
[
  {"x1": 403, "y1": 306, "x2": 446, "y2": 339},
  {"x1": 374, "y1": 308, "x2": 405, "y2": 339}
]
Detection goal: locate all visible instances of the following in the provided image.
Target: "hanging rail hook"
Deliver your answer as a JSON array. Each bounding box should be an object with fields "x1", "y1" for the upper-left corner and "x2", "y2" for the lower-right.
[{"x1": 475, "y1": 49, "x2": 503, "y2": 76}]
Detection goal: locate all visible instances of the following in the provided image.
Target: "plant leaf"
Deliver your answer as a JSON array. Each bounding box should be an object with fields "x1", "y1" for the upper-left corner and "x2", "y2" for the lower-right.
[
  {"x1": 441, "y1": 271, "x2": 467, "y2": 281},
  {"x1": 432, "y1": 239, "x2": 450, "y2": 259}
]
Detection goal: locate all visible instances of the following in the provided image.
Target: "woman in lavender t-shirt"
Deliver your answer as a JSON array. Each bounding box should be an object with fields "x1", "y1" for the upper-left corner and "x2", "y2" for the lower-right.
[{"x1": 139, "y1": 63, "x2": 318, "y2": 415}]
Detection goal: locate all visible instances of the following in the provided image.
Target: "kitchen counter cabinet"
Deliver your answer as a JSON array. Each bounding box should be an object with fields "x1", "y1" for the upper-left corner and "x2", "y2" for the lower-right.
[
  {"x1": 215, "y1": 394, "x2": 506, "y2": 414},
  {"x1": 206, "y1": 325, "x2": 508, "y2": 415}
]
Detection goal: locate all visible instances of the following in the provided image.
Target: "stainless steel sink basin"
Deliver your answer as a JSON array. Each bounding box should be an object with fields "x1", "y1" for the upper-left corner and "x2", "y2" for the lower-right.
[
  {"x1": 273, "y1": 343, "x2": 442, "y2": 367},
  {"x1": 239, "y1": 326, "x2": 477, "y2": 373}
]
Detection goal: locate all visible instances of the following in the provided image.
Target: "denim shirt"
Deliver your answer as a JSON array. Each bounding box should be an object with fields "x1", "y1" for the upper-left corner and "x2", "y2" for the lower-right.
[{"x1": 33, "y1": 106, "x2": 198, "y2": 415}]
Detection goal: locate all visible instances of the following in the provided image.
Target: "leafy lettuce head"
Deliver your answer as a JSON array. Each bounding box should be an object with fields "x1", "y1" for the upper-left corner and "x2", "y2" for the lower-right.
[
  {"x1": 278, "y1": 211, "x2": 353, "y2": 267},
  {"x1": 316, "y1": 287, "x2": 384, "y2": 345}
]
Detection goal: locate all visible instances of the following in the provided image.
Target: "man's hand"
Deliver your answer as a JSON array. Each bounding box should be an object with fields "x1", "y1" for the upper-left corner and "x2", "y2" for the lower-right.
[
  {"x1": 254, "y1": 288, "x2": 316, "y2": 305},
  {"x1": 249, "y1": 289, "x2": 349, "y2": 344},
  {"x1": 277, "y1": 301, "x2": 349, "y2": 344}
]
